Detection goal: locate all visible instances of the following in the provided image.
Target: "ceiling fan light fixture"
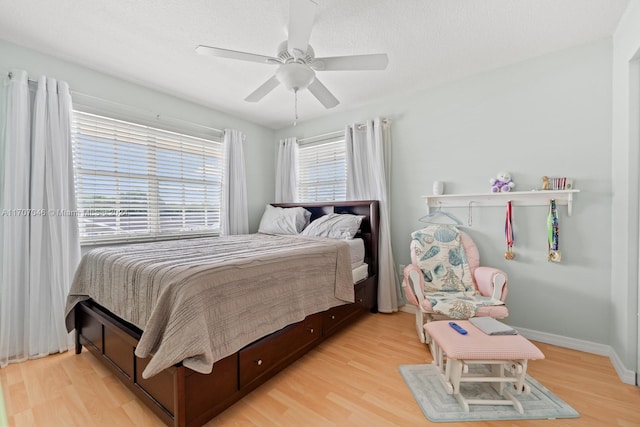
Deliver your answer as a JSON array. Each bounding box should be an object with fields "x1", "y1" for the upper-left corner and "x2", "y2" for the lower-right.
[
  {"x1": 276, "y1": 63, "x2": 315, "y2": 92},
  {"x1": 197, "y1": 0, "x2": 388, "y2": 111}
]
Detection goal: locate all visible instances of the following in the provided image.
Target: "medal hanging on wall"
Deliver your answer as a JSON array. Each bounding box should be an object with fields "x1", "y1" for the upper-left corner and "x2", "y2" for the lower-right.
[
  {"x1": 547, "y1": 199, "x2": 561, "y2": 262},
  {"x1": 504, "y1": 200, "x2": 515, "y2": 260}
]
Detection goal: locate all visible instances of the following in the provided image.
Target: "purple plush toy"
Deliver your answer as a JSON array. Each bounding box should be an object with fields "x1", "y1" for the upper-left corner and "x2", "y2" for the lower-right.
[{"x1": 490, "y1": 171, "x2": 515, "y2": 192}]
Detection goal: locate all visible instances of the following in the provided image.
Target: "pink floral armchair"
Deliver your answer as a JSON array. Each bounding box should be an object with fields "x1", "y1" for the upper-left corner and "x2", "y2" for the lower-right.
[{"x1": 401, "y1": 225, "x2": 509, "y2": 343}]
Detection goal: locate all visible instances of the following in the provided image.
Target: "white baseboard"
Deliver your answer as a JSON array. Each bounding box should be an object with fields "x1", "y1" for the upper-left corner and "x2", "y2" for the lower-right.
[
  {"x1": 607, "y1": 347, "x2": 637, "y2": 385},
  {"x1": 396, "y1": 305, "x2": 637, "y2": 385},
  {"x1": 515, "y1": 326, "x2": 637, "y2": 385},
  {"x1": 514, "y1": 326, "x2": 610, "y2": 356}
]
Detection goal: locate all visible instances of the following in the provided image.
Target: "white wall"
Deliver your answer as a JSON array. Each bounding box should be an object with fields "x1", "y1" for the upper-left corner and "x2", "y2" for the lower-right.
[
  {"x1": 276, "y1": 39, "x2": 615, "y2": 352},
  {"x1": 0, "y1": 39, "x2": 276, "y2": 232},
  {"x1": 612, "y1": 0, "x2": 640, "y2": 382}
]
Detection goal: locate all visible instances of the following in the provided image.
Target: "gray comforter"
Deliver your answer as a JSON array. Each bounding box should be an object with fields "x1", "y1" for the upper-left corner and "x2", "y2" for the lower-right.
[{"x1": 65, "y1": 233, "x2": 354, "y2": 378}]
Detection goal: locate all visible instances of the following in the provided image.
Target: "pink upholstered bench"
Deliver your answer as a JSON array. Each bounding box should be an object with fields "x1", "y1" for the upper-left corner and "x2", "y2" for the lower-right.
[{"x1": 424, "y1": 320, "x2": 545, "y2": 414}]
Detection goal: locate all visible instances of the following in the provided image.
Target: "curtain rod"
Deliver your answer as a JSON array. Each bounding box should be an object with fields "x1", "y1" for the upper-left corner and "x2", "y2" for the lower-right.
[
  {"x1": 72, "y1": 91, "x2": 224, "y2": 135},
  {"x1": 296, "y1": 118, "x2": 391, "y2": 144},
  {"x1": 354, "y1": 118, "x2": 391, "y2": 129},
  {"x1": 7, "y1": 70, "x2": 36, "y2": 83},
  {"x1": 298, "y1": 130, "x2": 344, "y2": 144},
  {"x1": 6, "y1": 71, "x2": 224, "y2": 135}
]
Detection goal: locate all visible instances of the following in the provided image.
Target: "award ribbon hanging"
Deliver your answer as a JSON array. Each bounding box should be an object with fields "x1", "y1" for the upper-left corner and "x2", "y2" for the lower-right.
[
  {"x1": 547, "y1": 199, "x2": 561, "y2": 262},
  {"x1": 505, "y1": 200, "x2": 515, "y2": 260}
]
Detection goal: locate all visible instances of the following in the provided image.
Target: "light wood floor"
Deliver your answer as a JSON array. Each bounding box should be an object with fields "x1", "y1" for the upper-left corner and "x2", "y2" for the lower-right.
[{"x1": 1, "y1": 311, "x2": 639, "y2": 426}]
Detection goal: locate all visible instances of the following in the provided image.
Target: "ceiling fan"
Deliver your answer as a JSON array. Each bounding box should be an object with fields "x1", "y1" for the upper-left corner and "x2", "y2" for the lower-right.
[{"x1": 195, "y1": 0, "x2": 389, "y2": 110}]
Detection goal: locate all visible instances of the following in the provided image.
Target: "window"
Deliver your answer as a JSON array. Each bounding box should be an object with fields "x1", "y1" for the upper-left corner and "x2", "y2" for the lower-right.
[
  {"x1": 72, "y1": 111, "x2": 223, "y2": 243},
  {"x1": 296, "y1": 135, "x2": 347, "y2": 202}
]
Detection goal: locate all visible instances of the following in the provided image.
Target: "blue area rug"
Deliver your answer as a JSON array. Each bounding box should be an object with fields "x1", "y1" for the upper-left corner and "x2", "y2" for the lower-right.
[{"x1": 398, "y1": 363, "x2": 579, "y2": 422}]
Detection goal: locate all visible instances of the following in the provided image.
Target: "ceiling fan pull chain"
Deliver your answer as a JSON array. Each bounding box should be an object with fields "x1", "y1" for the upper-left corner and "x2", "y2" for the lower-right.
[{"x1": 294, "y1": 88, "x2": 298, "y2": 126}]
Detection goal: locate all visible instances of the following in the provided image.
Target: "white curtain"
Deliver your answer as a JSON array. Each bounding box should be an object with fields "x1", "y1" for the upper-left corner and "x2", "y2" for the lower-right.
[
  {"x1": 220, "y1": 128, "x2": 248, "y2": 235},
  {"x1": 345, "y1": 118, "x2": 400, "y2": 313},
  {"x1": 275, "y1": 137, "x2": 297, "y2": 203},
  {"x1": 0, "y1": 70, "x2": 81, "y2": 367}
]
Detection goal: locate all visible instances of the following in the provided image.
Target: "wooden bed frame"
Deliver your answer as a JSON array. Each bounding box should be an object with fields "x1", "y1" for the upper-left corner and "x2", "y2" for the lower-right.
[{"x1": 72, "y1": 200, "x2": 379, "y2": 427}]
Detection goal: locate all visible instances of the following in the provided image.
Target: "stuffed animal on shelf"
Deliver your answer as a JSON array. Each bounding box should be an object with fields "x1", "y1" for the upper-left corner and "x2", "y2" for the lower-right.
[
  {"x1": 490, "y1": 172, "x2": 515, "y2": 192},
  {"x1": 541, "y1": 176, "x2": 550, "y2": 190}
]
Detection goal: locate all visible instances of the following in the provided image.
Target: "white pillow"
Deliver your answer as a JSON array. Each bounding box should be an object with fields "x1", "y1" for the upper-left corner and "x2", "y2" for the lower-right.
[
  {"x1": 301, "y1": 213, "x2": 365, "y2": 239},
  {"x1": 258, "y1": 205, "x2": 311, "y2": 235}
]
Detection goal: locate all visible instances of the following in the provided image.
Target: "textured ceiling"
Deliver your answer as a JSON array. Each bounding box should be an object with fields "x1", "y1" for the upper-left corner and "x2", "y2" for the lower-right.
[{"x1": 0, "y1": 0, "x2": 630, "y2": 129}]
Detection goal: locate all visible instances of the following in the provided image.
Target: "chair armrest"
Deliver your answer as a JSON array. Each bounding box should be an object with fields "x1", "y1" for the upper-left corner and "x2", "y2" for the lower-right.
[
  {"x1": 474, "y1": 266, "x2": 508, "y2": 301},
  {"x1": 402, "y1": 264, "x2": 424, "y2": 307}
]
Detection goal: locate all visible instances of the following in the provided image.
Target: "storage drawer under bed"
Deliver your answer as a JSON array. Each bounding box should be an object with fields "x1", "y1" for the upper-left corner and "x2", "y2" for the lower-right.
[{"x1": 239, "y1": 313, "x2": 323, "y2": 389}]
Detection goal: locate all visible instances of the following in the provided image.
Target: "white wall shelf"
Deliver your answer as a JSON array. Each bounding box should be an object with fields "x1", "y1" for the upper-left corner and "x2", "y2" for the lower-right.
[{"x1": 423, "y1": 189, "x2": 580, "y2": 216}]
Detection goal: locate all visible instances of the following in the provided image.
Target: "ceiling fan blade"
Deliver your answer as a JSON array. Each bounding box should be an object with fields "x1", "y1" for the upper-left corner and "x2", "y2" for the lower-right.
[
  {"x1": 287, "y1": 0, "x2": 317, "y2": 56},
  {"x1": 307, "y1": 78, "x2": 339, "y2": 109},
  {"x1": 312, "y1": 54, "x2": 389, "y2": 71},
  {"x1": 196, "y1": 45, "x2": 278, "y2": 65},
  {"x1": 245, "y1": 75, "x2": 280, "y2": 102}
]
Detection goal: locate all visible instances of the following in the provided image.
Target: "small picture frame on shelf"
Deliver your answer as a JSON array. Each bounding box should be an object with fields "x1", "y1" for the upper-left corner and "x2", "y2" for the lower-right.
[{"x1": 565, "y1": 178, "x2": 574, "y2": 190}]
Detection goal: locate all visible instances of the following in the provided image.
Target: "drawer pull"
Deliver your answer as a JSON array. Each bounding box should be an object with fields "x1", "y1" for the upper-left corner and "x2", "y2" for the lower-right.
[
  {"x1": 256, "y1": 359, "x2": 263, "y2": 366},
  {"x1": 307, "y1": 328, "x2": 314, "y2": 334},
  {"x1": 331, "y1": 315, "x2": 336, "y2": 320}
]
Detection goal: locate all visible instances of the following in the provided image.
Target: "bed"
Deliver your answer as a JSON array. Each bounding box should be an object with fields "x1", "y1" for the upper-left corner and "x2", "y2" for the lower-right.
[{"x1": 65, "y1": 200, "x2": 379, "y2": 427}]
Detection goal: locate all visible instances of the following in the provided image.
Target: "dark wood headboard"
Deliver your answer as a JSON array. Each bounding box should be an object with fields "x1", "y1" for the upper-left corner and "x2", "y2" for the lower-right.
[{"x1": 271, "y1": 200, "x2": 379, "y2": 278}]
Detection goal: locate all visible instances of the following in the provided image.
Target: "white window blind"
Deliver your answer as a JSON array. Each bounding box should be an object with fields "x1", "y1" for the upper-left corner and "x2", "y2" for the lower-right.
[
  {"x1": 72, "y1": 111, "x2": 223, "y2": 244},
  {"x1": 297, "y1": 136, "x2": 346, "y2": 202}
]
